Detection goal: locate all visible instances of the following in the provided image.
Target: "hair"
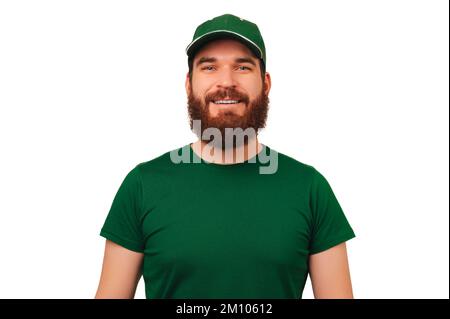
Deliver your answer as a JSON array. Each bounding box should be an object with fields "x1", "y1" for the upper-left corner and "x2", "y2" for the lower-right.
[{"x1": 188, "y1": 53, "x2": 266, "y2": 84}]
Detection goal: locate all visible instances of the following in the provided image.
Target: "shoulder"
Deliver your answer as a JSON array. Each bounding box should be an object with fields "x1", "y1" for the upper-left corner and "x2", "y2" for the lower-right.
[
  {"x1": 266, "y1": 145, "x2": 319, "y2": 181},
  {"x1": 134, "y1": 145, "x2": 184, "y2": 172},
  {"x1": 128, "y1": 145, "x2": 189, "y2": 185}
]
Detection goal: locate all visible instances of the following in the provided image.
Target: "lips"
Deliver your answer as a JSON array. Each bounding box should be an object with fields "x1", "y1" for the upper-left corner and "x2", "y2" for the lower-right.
[
  {"x1": 207, "y1": 90, "x2": 248, "y2": 106},
  {"x1": 212, "y1": 99, "x2": 241, "y2": 105}
]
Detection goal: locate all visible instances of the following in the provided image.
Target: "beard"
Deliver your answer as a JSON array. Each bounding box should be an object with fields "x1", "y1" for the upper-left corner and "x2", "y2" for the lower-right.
[{"x1": 187, "y1": 83, "x2": 269, "y2": 150}]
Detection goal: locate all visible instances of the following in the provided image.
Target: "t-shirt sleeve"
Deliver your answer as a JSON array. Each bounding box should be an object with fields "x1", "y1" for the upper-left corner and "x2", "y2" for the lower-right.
[
  {"x1": 308, "y1": 168, "x2": 356, "y2": 255},
  {"x1": 99, "y1": 165, "x2": 145, "y2": 253}
]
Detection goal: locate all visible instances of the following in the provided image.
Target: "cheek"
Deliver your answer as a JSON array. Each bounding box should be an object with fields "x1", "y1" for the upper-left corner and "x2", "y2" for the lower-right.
[
  {"x1": 192, "y1": 85, "x2": 209, "y2": 102},
  {"x1": 191, "y1": 76, "x2": 211, "y2": 93},
  {"x1": 242, "y1": 78, "x2": 263, "y2": 99}
]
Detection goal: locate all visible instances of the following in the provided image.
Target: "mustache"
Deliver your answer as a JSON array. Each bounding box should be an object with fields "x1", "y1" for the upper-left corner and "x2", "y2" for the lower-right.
[{"x1": 205, "y1": 88, "x2": 250, "y2": 105}]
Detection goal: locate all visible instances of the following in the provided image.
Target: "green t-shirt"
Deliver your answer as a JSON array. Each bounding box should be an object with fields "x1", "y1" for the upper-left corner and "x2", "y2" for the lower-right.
[{"x1": 100, "y1": 143, "x2": 356, "y2": 299}]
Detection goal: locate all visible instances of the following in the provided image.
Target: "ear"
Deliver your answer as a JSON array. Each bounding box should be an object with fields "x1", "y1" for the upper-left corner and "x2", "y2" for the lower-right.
[
  {"x1": 185, "y1": 72, "x2": 191, "y2": 96},
  {"x1": 263, "y1": 72, "x2": 272, "y2": 96}
]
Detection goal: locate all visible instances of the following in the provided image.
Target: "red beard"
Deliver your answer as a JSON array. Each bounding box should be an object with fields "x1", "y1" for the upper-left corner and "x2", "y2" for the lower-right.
[{"x1": 187, "y1": 85, "x2": 269, "y2": 150}]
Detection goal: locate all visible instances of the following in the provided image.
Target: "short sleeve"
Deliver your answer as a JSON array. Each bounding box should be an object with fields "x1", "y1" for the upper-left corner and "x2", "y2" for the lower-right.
[
  {"x1": 308, "y1": 168, "x2": 356, "y2": 255},
  {"x1": 99, "y1": 165, "x2": 145, "y2": 253}
]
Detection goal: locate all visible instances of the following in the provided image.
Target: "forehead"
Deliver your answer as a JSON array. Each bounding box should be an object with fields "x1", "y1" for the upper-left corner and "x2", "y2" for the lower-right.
[{"x1": 193, "y1": 38, "x2": 257, "y2": 63}]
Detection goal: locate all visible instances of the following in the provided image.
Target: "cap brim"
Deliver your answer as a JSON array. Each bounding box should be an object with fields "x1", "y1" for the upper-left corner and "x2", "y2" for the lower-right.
[{"x1": 186, "y1": 30, "x2": 263, "y2": 61}]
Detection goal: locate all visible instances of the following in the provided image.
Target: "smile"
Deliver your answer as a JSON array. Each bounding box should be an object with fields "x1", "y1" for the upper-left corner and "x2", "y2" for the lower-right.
[{"x1": 212, "y1": 100, "x2": 241, "y2": 104}]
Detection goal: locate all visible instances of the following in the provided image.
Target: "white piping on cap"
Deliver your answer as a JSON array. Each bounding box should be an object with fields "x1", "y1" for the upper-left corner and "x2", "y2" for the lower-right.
[{"x1": 185, "y1": 29, "x2": 263, "y2": 60}]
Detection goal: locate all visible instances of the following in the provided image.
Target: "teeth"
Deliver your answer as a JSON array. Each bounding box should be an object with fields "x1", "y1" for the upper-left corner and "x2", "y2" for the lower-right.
[{"x1": 214, "y1": 100, "x2": 240, "y2": 104}]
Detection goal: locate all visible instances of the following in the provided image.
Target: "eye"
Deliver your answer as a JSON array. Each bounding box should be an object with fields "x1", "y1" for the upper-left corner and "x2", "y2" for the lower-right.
[
  {"x1": 201, "y1": 66, "x2": 215, "y2": 71},
  {"x1": 237, "y1": 66, "x2": 251, "y2": 71}
]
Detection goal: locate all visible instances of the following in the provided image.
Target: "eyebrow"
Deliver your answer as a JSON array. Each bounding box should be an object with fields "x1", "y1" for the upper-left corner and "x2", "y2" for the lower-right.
[
  {"x1": 234, "y1": 57, "x2": 257, "y2": 66},
  {"x1": 196, "y1": 56, "x2": 257, "y2": 67}
]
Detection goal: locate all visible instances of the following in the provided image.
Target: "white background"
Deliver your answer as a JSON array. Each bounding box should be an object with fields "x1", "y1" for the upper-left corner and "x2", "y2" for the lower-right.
[{"x1": 0, "y1": 0, "x2": 448, "y2": 299}]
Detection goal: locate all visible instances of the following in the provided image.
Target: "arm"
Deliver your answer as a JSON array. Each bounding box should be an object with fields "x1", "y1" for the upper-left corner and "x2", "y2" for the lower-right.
[
  {"x1": 308, "y1": 242, "x2": 354, "y2": 299},
  {"x1": 95, "y1": 239, "x2": 144, "y2": 299}
]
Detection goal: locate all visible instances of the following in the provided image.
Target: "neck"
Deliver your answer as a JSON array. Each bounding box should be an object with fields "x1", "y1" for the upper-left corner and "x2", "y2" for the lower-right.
[{"x1": 191, "y1": 137, "x2": 262, "y2": 165}]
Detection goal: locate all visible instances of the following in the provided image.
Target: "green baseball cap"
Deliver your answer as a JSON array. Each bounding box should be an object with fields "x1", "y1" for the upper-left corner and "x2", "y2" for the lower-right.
[{"x1": 186, "y1": 14, "x2": 266, "y2": 66}]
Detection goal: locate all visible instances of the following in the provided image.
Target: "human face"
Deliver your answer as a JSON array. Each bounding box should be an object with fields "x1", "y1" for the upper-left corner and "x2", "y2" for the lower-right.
[{"x1": 185, "y1": 38, "x2": 271, "y2": 148}]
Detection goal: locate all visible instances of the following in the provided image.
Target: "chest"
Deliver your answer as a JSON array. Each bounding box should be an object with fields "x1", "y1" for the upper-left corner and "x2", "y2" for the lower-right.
[{"x1": 140, "y1": 183, "x2": 312, "y2": 272}]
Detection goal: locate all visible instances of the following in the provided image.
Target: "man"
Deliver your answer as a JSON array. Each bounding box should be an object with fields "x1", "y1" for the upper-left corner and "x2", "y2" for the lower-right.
[{"x1": 95, "y1": 14, "x2": 356, "y2": 299}]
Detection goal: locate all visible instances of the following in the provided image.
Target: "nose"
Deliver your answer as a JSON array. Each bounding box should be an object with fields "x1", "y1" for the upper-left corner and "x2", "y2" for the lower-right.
[{"x1": 215, "y1": 67, "x2": 237, "y2": 89}]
